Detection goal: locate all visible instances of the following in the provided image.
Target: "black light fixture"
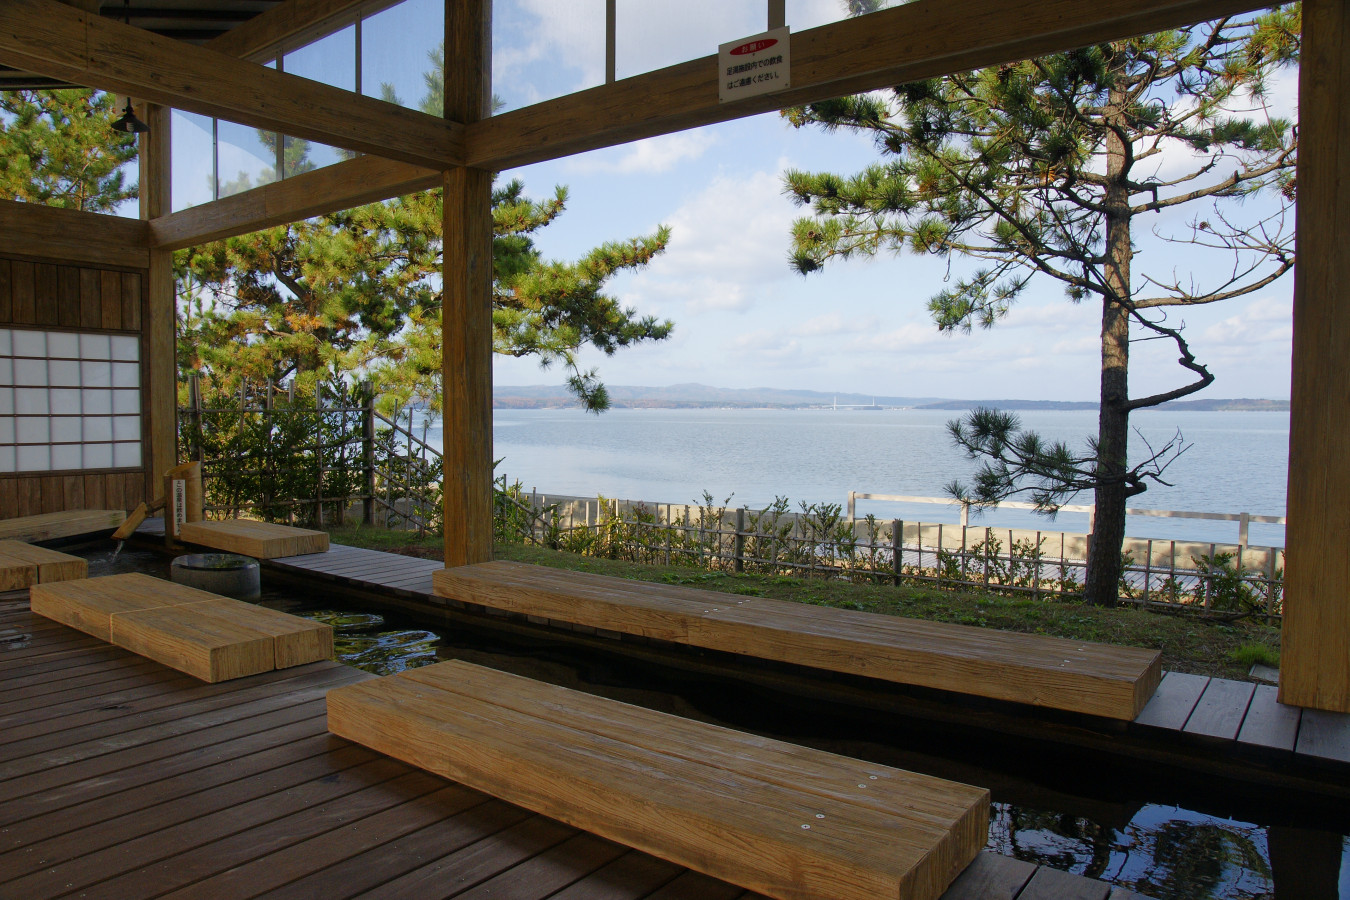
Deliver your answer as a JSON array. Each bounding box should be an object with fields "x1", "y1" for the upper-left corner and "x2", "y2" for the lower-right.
[
  {"x1": 110, "y1": 1, "x2": 149, "y2": 134},
  {"x1": 111, "y1": 97, "x2": 150, "y2": 134}
]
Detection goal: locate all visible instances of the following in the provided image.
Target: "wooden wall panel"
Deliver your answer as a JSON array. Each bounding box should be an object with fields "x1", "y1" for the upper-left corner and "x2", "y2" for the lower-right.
[
  {"x1": 1, "y1": 249, "x2": 152, "y2": 517},
  {"x1": 100, "y1": 270, "x2": 122, "y2": 329},
  {"x1": 57, "y1": 265, "x2": 80, "y2": 327},
  {"x1": 34, "y1": 264, "x2": 59, "y2": 327},
  {"x1": 79, "y1": 267, "x2": 101, "y2": 328},
  {"x1": 0, "y1": 259, "x2": 10, "y2": 323},
  {"x1": 121, "y1": 272, "x2": 141, "y2": 331},
  {"x1": 10, "y1": 261, "x2": 34, "y2": 322},
  {"x1": 0, "y1": 256, "x2": 141, "y2": 331}
]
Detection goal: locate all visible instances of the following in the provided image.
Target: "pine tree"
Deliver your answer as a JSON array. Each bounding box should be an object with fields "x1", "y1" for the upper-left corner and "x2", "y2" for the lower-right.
[
  {"x1": 180, "y1": 43, "x2": 672, "y2": 413},
  {"x1": 179, "y1": 180, "x2": 671, "y2": 413},
  {"x1": 0, "y1": 89, "x2": 138, "y2": 212},
  {"x1": 783, "y1": 7, "x2": 1299, "y2": 605}
]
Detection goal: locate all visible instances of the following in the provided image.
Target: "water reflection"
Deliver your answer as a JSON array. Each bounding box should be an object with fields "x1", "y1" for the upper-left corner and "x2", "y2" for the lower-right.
[{"x1": 991, "y1": 804, "x2": 1281, "y2": 899}]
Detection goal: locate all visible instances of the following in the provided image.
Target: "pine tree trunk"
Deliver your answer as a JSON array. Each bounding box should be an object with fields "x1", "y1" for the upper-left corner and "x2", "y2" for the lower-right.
[
  {"x1": 1085, "y1": 301, "x2": 1129, "y2": 606},
  {"x1": 1083, "y1": 67, "x2": 1133, "y2": 608}
]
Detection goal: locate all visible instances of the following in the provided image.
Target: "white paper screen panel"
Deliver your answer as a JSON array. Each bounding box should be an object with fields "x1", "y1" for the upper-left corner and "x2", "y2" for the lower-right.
[{"x1": 0, "y1": 328, "x2": 142, "y2": 473}]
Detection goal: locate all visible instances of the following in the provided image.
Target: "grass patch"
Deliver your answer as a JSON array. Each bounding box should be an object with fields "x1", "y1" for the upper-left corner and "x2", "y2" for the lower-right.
[
  {"x1": 323, "y1": 527, "x2": 1282, "y2": 682},
  {"x1": 1229, "y1": 642, "x2": 1280, "y2": 670}
]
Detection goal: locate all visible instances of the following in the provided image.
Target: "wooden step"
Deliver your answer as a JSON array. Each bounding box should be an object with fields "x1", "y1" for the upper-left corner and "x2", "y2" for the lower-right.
[
  {"x1": 0, "y1": 509, "x2": 126, "y2": 543},
  {"x1": 31, "y1": 572, "x2": 333, "y2": 681},
  {"x1": 184, "y1": 598, "x2": 333, "y2": 668},
  {"x1": 110, "y1": 603, "x2": 276, "y2": 683},
  {"x1": 0, "y1": 540, "x2": 87, "y2": 590},
  {"x1": 31, "y1": 572, "x2": 210, "y2": 642},
  {"x1": 433, "y1": 561, "x2": 1163, "y2": 720},
  {"x1": 178, "y1": 519, "x2": 328, "y2": 559},
  {"x1": 327, "y1": 659, "x2": 988, "y2": 900}
]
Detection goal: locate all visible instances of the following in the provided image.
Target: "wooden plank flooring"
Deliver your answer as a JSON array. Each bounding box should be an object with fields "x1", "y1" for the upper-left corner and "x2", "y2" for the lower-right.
[
  {"x1": 0, "y1": 595, "x2": 1136, "y2": 900},
  {"x1": 262, "y1": 543, "x2": 1350, "y2": 770}
]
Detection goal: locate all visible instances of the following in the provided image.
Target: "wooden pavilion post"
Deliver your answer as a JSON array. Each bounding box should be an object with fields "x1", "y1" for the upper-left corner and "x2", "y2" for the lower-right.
[
  {"x1": 441, "y1": 0, "x2": 494, "y2": 567},
  {"x1": 1280, "y1": 0, "x2": 1350, "y2": 713},
  {"x1": 140, "y1": 102, "x2": 178, "y2": 504}
]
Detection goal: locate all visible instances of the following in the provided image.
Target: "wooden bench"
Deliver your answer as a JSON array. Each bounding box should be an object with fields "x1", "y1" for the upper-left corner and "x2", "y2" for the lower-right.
[
  {"x1": 433, "y1": 561, "x2": 1163, "y2": 720},
  {"x1": 31, "y1": 572, "x2": 333, "y2": 682},
  {"x1": 327, "y1": 659, "x2": 989, "y2": 900},
  {"x1": 0, "y1": 540, "x2": 86, "y2": 590},
  {"x1": 178, "y1": 519, "x2": 329, "y2": 559}
]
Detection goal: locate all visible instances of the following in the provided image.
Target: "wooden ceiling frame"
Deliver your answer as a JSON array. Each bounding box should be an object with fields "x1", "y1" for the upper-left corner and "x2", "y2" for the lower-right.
[
  {"x1": 0, "y1": 0, "x2": 463, "y2": 169},
  {"x1": 143, "y1": 0, "x2": 1269, "y2": 249}
]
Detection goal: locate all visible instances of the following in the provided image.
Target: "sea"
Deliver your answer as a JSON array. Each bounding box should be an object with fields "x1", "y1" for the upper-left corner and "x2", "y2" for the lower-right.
[{"x1": 416, "y1": 407, "x2": 1291, "y2": 548}]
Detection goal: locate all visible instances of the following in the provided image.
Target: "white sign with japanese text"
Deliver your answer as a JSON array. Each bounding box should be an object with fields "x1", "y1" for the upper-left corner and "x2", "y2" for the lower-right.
[{"x1": 718, "y1": 27, "x2": 790, "y2": 103}]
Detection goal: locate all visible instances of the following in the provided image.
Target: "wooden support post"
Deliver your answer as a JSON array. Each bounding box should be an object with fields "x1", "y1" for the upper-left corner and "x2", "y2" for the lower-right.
[
  {"x1": 361, "y1": 381, "x2": 375, "y2": 526},
  {"x1": 140, "y1": 103, "x2": 177, "y2": 506},
  {"x1": 1281, "y1": 0, "x2": 1350, "y2": 713},
  {"x1": 442, "y1": 0, "x2": 494, "y2": 568}
]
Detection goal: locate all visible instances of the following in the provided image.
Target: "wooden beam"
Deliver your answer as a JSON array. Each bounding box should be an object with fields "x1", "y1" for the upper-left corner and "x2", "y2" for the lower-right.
[
  {"x1": 442, "y1": 0, "x2": 494, "y2": 568},
  {"x1": 146, "y1": 0, "x2": 1268, "y2": 248},
  {"x1": 1280, "y1": 0, "x2": 1350, "y2": 714},
  {"x1": 0, "y1": 199, "x2": 149, "y2": 270},
  {"x1": 465, "y1": 0, "x2": 1270, "y2": 170},
  {"x1": 149, "y1": 155, "x2": 439, "y2": 249},
  {"x1": 0, "y1": 0, "x2": 464, "y2": 170},
  {"x1": 205, "y1": 0, "x2": 394, "y2": 62},
  {"x1": 141, "y1": 104, "x2": 179, "y2": 499}
]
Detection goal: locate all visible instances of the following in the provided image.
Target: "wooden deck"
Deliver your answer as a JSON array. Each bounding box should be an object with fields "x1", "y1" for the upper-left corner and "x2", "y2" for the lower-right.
[
  {"x1": 0, "y1": 594, "x2": 1143, "y2": 900},
  {"x1": 264, "y1": 544, "x2": 1350, "y2": 773}
]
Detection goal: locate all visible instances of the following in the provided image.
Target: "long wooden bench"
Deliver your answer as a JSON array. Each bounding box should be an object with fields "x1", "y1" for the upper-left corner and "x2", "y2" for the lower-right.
[
  {"x1": 328, "y1": 659, "x2": 989, "y2": 900},
  {"x1": 31, "y1": 572, "x2": 332, "y2": 682},
  {"x1": 433, "y1": 561, "x2": 1163, "y2": 720},
  {"x1": 178, "y1": 519, "x2": 328, "y2": 559}
]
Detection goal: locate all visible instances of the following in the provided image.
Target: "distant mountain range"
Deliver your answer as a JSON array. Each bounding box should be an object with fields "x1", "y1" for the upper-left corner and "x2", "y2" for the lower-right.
[{"x1": 493, "y1": 383, "x2": 1289, "y2": 412}]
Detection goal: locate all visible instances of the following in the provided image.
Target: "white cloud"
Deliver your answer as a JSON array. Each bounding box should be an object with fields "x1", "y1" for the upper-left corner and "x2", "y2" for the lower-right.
[
  {"x1": 493, "y1": 0, "x2": 607, "y2": 96},
  {"x1": 1201, "y1": 295, "x2": 1293, "y2": 348},
  {"x1": 565, "y1": 132, "x2": 717, "y2": 175},
  {"x1": 792, "y1": 313, "x2": 882, "y2": 336},
  {"x1": 631, "y1": 165, "x2": 800, "y2": 314}
]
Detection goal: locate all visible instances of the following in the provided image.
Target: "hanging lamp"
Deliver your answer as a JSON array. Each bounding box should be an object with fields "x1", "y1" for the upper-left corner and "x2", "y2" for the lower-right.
[
  {"x1": 111, "y1": 97, "x2": 150, "y2": 134},
  {"x1": 109, "y1": 1, "x2": 149, "y2": 134}
]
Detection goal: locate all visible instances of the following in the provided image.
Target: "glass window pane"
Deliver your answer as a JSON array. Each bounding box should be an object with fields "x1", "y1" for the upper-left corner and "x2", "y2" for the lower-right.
[
  {"x1": 285, "y1": 25, "x2": 356, "y2": 92},
  {"x1": 217, "y1": 120, "x2": 278, "y2": 198},
  {"x1": 615, "y1": 1, "x2": 762, "y2": 80},
  {"x1": 282, "y1": 135, "x2": 354, "y2": 177},
  {"x1": 364, "y1": 0, "x2": 445, "y2": 113},
  {"x1": 494, "y1": 0, "x2": 605, "y2": 113},
  {"x1": 787, "y1": 0, "x2": 853, "y2": 31},
  {"x1": 171, "y1": 110, "x2": 216, "y2": 211}
]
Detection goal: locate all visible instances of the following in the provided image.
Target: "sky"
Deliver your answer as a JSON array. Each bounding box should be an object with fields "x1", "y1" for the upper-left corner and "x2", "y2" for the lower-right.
[
  {"x1": 146, "y1": 0, "x2": 1299, "y2": 404},
  {"x1": 485, "y1": 0, "x2": 1300, "y2": 402}
]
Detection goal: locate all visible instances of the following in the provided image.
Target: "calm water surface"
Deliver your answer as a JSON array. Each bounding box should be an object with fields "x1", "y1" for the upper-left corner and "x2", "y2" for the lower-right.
[{"x1": 424, "y1": 408, "x2": 1290, "y2": 546}]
